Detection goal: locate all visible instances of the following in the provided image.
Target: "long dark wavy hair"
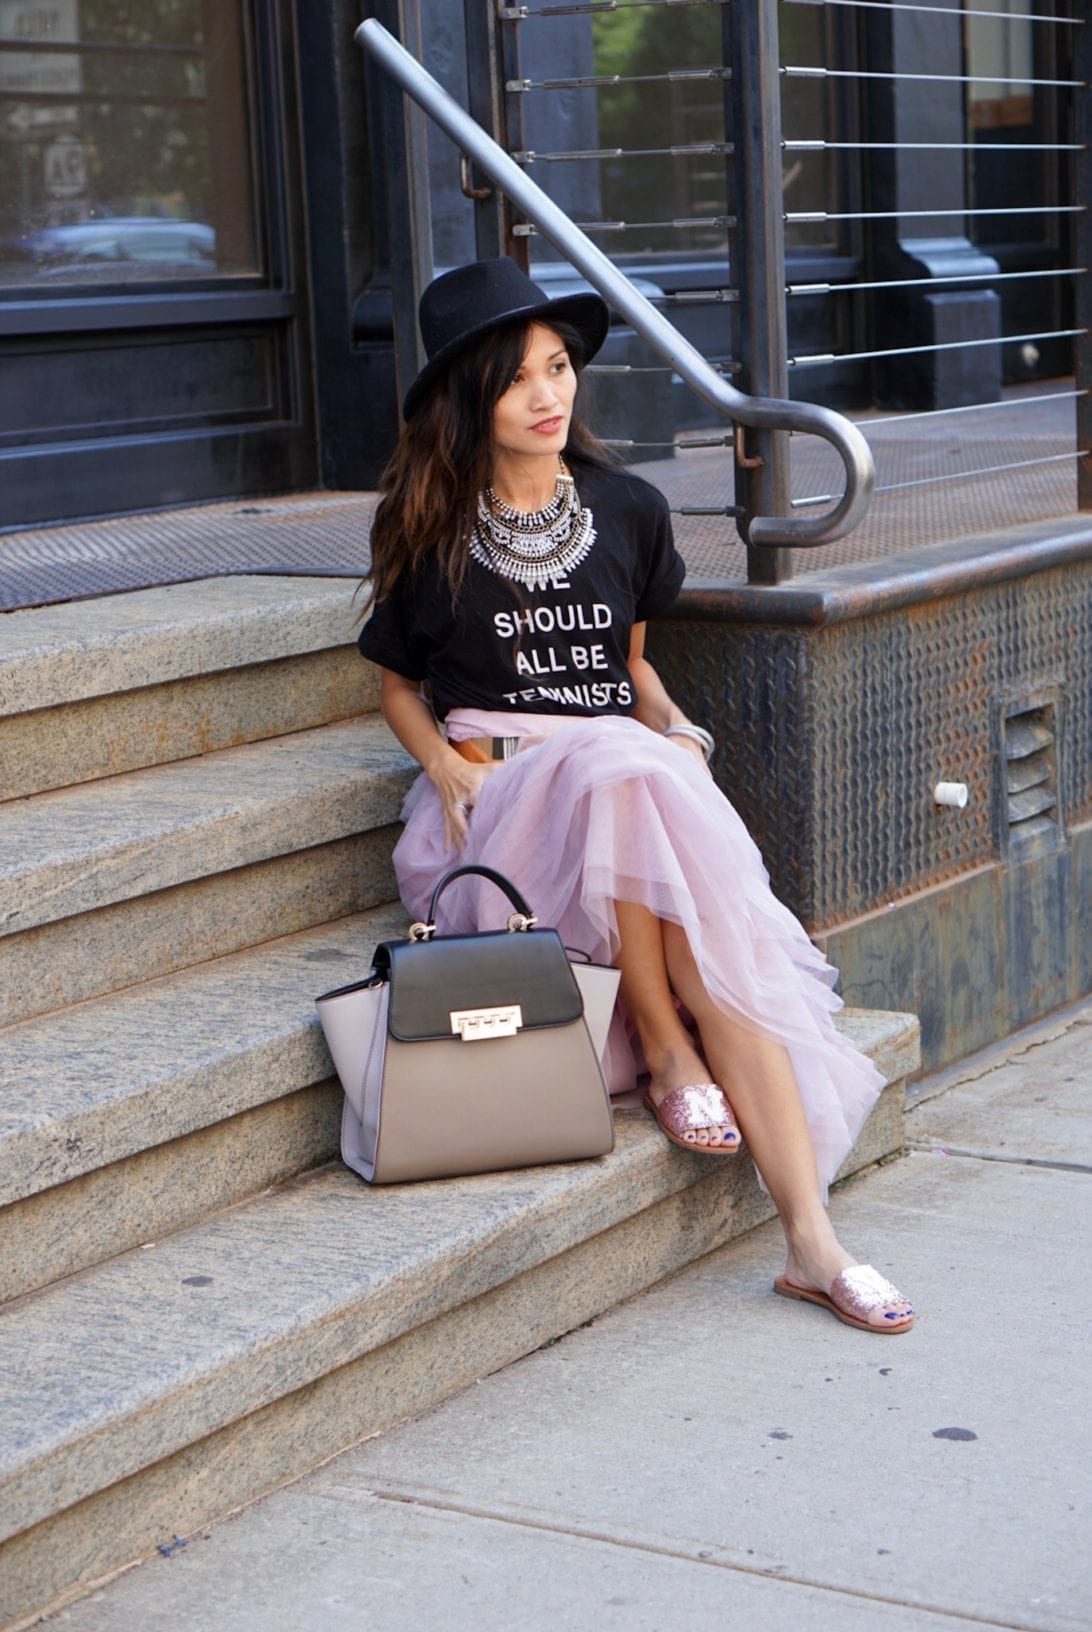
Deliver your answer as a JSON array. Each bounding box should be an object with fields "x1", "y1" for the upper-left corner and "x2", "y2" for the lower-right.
[{"x1": 362, "y1": 316, "x2": 613, "y2": 615}]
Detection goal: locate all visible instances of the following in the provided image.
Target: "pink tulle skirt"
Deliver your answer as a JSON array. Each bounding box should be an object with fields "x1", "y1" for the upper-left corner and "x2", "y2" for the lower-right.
[{"x1": 392, "y1": 708, "x2": 883, "y2": 1195}]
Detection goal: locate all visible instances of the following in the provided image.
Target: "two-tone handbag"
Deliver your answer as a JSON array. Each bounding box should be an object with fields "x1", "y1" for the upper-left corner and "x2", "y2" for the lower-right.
[{"x1": 315, "y1": 864, "x2": 620, "y2": 1184}]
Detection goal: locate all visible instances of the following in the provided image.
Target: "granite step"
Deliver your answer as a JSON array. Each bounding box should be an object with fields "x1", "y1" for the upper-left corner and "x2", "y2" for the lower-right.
[
  {"x1": 0, "y1": 902, "x2": 408, "y2": 1303},
  {"x1": 0, "y1": 716, "x2": 417, "y2": 1026},
  {"x1": 0, "y1": 575, "x2": 373, "y2": 801},
  {"x1": 0, "y1": 1005, "x2": 918, "y2": 1632}
]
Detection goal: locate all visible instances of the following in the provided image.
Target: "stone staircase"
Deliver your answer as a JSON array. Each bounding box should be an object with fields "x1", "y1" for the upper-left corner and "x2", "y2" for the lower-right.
[{"x1": 0, "y1": 575, "x2": 919, "y2": 1631}]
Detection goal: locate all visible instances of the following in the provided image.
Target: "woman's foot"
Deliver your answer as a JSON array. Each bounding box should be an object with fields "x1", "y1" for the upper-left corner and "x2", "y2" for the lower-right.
[
  {"x1": 644, "y1": 1048, "x2": 740, "y2": 1150},
  {"x1": 781, "y1": 1228, "x2": 914, "y2": 1332}
]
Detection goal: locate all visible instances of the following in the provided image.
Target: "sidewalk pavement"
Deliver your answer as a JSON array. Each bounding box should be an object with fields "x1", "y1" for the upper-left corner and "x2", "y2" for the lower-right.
[{"x1": 41, "y1": 1008, "x2": 1091, "y2": 1632}]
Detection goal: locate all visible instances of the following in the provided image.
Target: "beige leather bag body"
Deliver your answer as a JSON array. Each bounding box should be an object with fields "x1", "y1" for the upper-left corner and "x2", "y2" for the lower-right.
[{"x1": 315, "y1": 865, "x2": 619, "y2": 1184}]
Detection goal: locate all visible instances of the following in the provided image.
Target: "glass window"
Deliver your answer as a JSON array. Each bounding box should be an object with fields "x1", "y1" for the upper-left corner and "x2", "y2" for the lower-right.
[
  {"x1": 0, "y1": 0, "x2": 260, "y2": 288},
  {"x1": 966, "y1": 0, "x2": 1034, "y2": 137},
  {"x1": 964, "y1": 0, "x2": 1064, "y2": 252},
  {"x1": 584, "y1": 3, "x2": 841, "y2": 260},
  {"x1": 592, "y1": 6, "x2": 729, "y2": 260},
  {"x1": 779, "y1": 1, "x2": 840, "y2": 252}
]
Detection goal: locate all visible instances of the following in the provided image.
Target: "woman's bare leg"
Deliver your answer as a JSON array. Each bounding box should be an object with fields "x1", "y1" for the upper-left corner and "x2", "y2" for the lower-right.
[
  {"x1": 614, "y1": 900, "x2": 735, "y2": 1148},
  {"x1": 659, "y1": 922, "x2": 911, "y2": 1316},
  {"x1": 615, "y1": 902, "x2": 912, "y2": 1316},
  {"x1": 662, "y1": 922, "x2": 849, "y2": 1284}
]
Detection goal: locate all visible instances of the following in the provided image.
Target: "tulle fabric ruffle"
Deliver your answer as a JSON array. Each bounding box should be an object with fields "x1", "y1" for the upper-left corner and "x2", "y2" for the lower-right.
[{"x1": 392, "y1": 709, "x2": 883, "y2": 1196}]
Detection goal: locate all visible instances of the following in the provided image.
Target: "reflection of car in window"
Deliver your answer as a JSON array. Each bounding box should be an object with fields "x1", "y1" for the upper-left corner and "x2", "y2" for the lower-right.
[{"x1": 10, "y1": 218, "x2": 216, "y2": 270}]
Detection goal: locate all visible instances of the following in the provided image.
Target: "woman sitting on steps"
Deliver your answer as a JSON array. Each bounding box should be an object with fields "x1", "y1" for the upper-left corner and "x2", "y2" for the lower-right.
[{"x1": 358, "y1": 257, "x2": 915, "y2": 1335}]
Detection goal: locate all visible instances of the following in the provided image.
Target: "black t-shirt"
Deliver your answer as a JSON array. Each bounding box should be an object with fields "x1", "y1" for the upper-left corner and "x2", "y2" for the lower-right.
[{"x1": 358, "y1": 462, "x2": 684, "y2": 721}]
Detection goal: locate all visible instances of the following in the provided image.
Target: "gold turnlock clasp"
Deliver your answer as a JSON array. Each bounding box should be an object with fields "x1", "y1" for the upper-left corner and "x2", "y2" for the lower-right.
[{"x1": 449, "y1": 1004, "x2": 523, "y2": 1042}]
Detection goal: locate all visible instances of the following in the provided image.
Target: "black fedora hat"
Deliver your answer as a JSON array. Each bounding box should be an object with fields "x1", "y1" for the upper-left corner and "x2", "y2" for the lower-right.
[{"x1": 402, "y1": 257, "x2": 610, "y2": 420}]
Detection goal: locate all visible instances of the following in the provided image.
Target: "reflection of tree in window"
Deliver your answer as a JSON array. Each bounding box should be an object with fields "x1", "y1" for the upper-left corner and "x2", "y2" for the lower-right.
[
  {"x1": 779, "y1": 2, "x2": 837, "y2": 252},
  {"x1": 591, "y1": 4, "x2": 836, "y2": 258},
  {"x1": 593, "y1": 7, "x2": 725, "y2": 257},
  {"x1": 77, "y1": 2, "x2": 207, "y2": 234},
  {"x1": 75, "y1": 0, "x2": 257, "y2": 275}
]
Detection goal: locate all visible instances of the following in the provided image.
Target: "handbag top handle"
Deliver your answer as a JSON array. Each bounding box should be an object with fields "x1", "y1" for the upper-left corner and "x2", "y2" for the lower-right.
[{"x1": 411, "y1": 864, "x2": 537, "y2": 943}]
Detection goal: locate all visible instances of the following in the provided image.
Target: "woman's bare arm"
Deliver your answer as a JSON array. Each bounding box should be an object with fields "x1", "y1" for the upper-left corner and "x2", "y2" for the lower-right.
[
  {"x1": 627, "y1": 624, "x2": 709, "y2": 768},
  {"x1": 378, "y1": 668, "x2": 499, "y2": 850}
]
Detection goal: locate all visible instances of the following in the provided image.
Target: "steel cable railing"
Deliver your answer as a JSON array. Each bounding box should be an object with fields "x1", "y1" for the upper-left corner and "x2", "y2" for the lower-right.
[
  {"x1": 358, "y1": 16, "x2": 875, "y2": 551},
  {"x1": 511, "y1": 141, "x2": 734, "y2": 161},
  {"x1": 512, "y1": 215, "x2": 738, "y2": 236},
  {"x1": 775, "y1": 0, "x2": 1088, "y2": 520},
  {"x1": 789, "y1": 331, "x2": 1085, "y2": 368},
  {"x1": 786, "y1": 1, "x2": 1080, "y2": 22},
  {"x1": 363, "y1": 0, "x2": 1087, "y2": 561},
  {"x1": 509, "y1": 69, "x2": 733, "y2": 92},
  {"x1": 500, "y1": 1, "x2": 730, "y2": 16},
  {"x1": 787, "y1": 205, "x2": 1084, "y2": 221},
  {"x1": 497, "y1": 0, "x2": 1087, "y2": 529}
]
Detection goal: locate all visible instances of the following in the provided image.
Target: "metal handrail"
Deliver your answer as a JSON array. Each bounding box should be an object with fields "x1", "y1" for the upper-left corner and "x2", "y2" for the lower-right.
[{"x1": 357, "y1": 18, "x2": 875, "y2": 549}]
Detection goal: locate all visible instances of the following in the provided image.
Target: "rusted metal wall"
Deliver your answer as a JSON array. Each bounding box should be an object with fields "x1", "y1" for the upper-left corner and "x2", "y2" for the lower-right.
[{"x1": 649, "y1": 543, "x2": 1092, "y2": 1075}]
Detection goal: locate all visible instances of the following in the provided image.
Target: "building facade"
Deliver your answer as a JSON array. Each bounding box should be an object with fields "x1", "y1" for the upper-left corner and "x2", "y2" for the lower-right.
[
  {"x1": 1, "y1": 1, "x2": 1087, "y2": 1074},
  {"x1": 0, "y1": 0, "x2": 1081, "y2": 529}
]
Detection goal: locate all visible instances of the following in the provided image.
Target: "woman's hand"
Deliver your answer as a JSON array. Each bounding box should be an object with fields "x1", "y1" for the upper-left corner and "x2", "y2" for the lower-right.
[
  {"x1": 377, "y1": 669, "x2": 501, "y2": 847},
  {"x1": 665, "y1": 732, "x2": 711, "y2": 774},
  {"x1": 427, "y1": 752, "x2": 500, "y2": 851}
]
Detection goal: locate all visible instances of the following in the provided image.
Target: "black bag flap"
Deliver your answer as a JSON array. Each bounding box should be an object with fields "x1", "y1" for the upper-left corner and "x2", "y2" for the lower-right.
[{"x1": 380, "y1": 928, "x2": 584, "y2": 1043}]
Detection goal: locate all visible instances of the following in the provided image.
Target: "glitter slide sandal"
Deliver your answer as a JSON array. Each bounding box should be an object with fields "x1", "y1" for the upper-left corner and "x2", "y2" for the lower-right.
[
  {"x1": 773, "y1": 1265, "x2": 915, "y2": 1333},
  {"x1": 642, "y1": 1083, "x2": 741, "y2": 1154}
]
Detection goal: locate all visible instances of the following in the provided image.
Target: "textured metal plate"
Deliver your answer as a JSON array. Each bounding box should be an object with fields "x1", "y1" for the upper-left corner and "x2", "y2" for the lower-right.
[
  {"x1": 0, "y1": 496, "x2": 375, "y2": 612},
  {"x1": 651, "y1": 559, "x2": 1092, "y2": 929}
]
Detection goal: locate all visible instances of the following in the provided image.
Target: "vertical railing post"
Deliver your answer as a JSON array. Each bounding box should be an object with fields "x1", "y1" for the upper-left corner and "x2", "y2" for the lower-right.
[
  {"x1": 368, "y1": 0, "x2": 434, "y2": 419},
  {"x1": 722, "y1": 0, "x2": 793, "y2": 584},
  {"x1": 462, "y1": 2, "x2": 527, "y2": 268},
  {"x1": 1075, "y1": 14, "x2": 1090, "y2": 513}
]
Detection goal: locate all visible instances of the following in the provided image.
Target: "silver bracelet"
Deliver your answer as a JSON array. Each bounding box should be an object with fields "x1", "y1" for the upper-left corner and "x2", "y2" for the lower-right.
[{"x1": 663, "y1": 723, "x2": 715, "y2": 762}]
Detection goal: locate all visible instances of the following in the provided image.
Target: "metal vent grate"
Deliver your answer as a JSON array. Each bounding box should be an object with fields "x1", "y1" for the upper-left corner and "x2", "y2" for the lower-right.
[{"x1": 1002, "y1": 696, "x2": 1061, "y2": 852}]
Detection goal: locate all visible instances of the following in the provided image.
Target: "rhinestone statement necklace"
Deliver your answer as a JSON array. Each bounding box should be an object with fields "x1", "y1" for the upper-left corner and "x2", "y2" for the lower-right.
[{"x1": 472, "y1": 461, "x2": 596, "y2": 590}]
